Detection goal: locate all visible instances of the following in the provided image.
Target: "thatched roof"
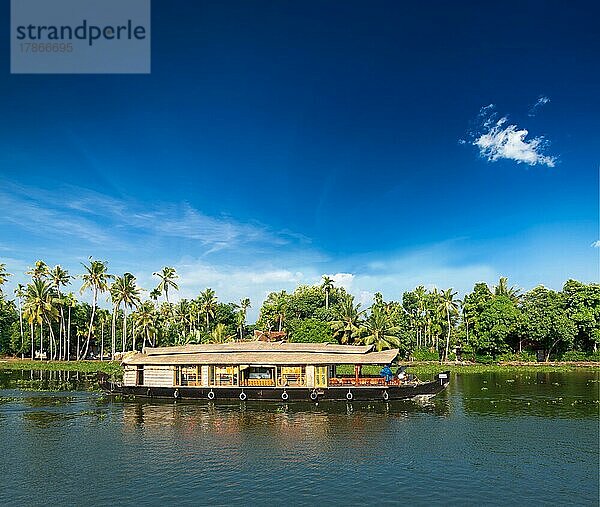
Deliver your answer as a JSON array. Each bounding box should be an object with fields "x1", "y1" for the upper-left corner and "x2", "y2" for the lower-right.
[{"x1": 125, "y1": 342, "x2": 398, "y2": 366}]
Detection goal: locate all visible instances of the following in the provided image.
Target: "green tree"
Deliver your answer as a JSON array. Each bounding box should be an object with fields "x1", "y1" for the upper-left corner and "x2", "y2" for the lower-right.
[
  {"x1": 438, "y1": 288, "x2": 460, "y2": 362},
  {"x1": 0, "y1": 263, "x2": 12, "y2": 294},
  {"x1": 562, "y1": 280, "x2": 600, "y2": 353},
  {"x1": 153, "y1": 267, "x2": 179, "y2": 305},
  {"x1": 80, "y1": 258, "x2": 111, "y2": 359},
  {"x1": 48, "y1": 265, "x2": 72, "y2": 360},
  {"x1": 111, "y1": 273, "x2": 142, "y2": 353},
  {"x1": 330, "y1": 295, "x2": 364, "y2": 344},
  {"x1": 475, "y1": 296, "x2": 522, "y2": 356},
  {"x1": 359, "y1": 307, "x2": 401, "y2": 351},
  {"x1": 321, "y1": 275, "x2": 334, "y2": 310},
  {"x1": 208, "y1": 323, "x2": 235, "y2": 343},
  {"x1": 199, "y1": 288, "x2": 218, "y2": 331},
  {"x1": 494, "y1": 276, "x2": 521, "y2": 303},
  {"x1": 288, "y1": 318, "x2": 333, "y2": 343},
  {"x1": 521, "y1": 286, "x2": 576, "y2": 361},
  {"x1": 14, "y1": 284, "x2": 26, "y2": 358}
]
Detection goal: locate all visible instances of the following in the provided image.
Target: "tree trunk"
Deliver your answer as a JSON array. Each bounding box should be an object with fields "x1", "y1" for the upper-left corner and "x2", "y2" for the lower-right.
[
  {"x1": 101, "y1": 320, "x2": 104, "y2": 361},
  {"x1": 40, "y1": 323, "x2": 43, "y2": 359},
  {"x1": 444, "y1": 310, "x2": 451, "y2": 363},
  {"x1": 111, "y1": 306, "x2": 117, "y2": 359},
  {"x1": 18, "y1": 298, "x2": 24, "y2": 360},
  {"x1": 67, "y1": 306, "x2": 71, "y2": 361},
  {"x1": 81, "y1": 289, "x2": 97, "y2": 360},
  {"x1": 30, "y1": 322, "x2": 34, "y2": 360},
  {"x1": 122, "y1": 309, "x2": 127, "y2": 352},
  {"x1": 46, "y1": 316, "x2": 57, "y2": 361}
]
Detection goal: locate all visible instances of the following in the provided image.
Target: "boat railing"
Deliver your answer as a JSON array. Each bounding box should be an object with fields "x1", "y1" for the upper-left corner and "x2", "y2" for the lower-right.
[
  {"x1": 329, "y1": 377, "x2": 395, "y2": 387},
  {"x1": 277, "y1": 374, "x2": 306, "y2": 387},
  {"x1": 241, "y1": 378, "x2": 276, "y2": 387}
]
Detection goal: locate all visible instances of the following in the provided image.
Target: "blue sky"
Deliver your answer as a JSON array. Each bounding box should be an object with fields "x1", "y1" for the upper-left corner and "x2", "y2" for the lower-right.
[{"x1": 1, "y1": 1, "x2": 598, "y2": 319}]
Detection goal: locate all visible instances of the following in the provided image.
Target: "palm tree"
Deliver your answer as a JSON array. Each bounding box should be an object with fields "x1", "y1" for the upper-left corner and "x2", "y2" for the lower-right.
[
  {"x1": 80, "y1": 258, "x2": 111, "y2": 359},
  {"x1": 208, "y1": 323, "x2": 235, "y2": 344},
  {"x1": 26, "y1": 260, "x2": 48, "y2": 281},
  {"x1": 330, "y1": 295, "x2": 364, "y2": 344},
  {"x1": 153, "y1": 267, "x2": 179, "y2": 304},
  {"x1": 321, "y1": 275, "x2": 334, "y2": 309},
  {"x1": 359, "y1": 307, "x2": 400, "y2": 351},
  {"x1": 63, "y1": 292, "x2": 76, "y2": 360},
  {"x1": 199, "y1": 288, "x2": 218, "y2": 330},
  {"x1": 48, "y1": 265, "x2": 72, "y2": 360},
  {"x1": 110, "y1": 273, "x2": 142, "y2": 353},
  {"x1": 23, "y1": 279, "x2": 57, "y2": 360},
  {"x1": 438, "y1": 288, "x2": 459, "y2": 362},
  {"x1": 14, "y1": 284, "x2": 25, "y2": 359},
  {"x1": 272, "y1": 290, "x2": 288, "y2": 332},
  {"x1": 237, "y1": 297, "x2": 251, "y2": 340},
  {"x1": 494, "y1": 276, "x2": 521, "y2": 303},
  {"x1": 135, "y1": 301, "x2": 157, "y2": 349},
  {"x1": 0, "y1": 263, "x2": 12, "y2": 294}
]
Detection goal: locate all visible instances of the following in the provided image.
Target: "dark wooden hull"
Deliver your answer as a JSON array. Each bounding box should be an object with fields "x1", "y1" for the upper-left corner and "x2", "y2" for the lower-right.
[{"x1": 99, "y1": 372, "x2": 450, "y2": 402}]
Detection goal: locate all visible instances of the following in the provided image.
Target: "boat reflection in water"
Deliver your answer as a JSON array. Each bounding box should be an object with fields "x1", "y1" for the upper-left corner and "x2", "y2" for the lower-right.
[{"x1": 120, "y1": 397, "x2": 451, "y2": 436}]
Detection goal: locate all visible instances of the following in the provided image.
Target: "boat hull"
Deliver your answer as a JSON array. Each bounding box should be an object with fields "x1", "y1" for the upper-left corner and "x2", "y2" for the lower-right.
[{"x1": 99, "y1": 372, "x2": 450, "y2": 402}]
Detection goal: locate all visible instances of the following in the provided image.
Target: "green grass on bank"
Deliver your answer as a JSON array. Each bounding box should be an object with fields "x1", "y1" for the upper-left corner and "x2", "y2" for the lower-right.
[
  {"x1": 0, "y1": 359, "x2": 123, "y2": 376},
  {"x1": 338, "y1": 362, "x2": 600, "y2": 377}
]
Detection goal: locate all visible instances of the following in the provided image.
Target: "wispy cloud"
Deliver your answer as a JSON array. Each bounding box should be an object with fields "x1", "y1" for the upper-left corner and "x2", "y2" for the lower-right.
[
  {"x1": 528, "y1": 95, "x2": 551, "y2": 117},
  {"x1": 464, "y1": 104, "x2": 557, "y2": 167},
  {"x1": 0, "y1": 182, "x2": 306, "y2": 256},
  {"x1": 592, "y1": 240, "x2": 600, "y2": 248}
]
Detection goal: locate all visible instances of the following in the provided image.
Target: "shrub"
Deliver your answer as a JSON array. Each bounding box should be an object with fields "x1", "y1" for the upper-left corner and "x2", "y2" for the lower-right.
[
  {"x1": 497, "y1": 351, "x2": 536, "y2": 362},
  {"x1": 411, "y1": 347, "x2": 439, "y2": 361},
  {"x1": 560, "y1": 350, "x2": 598, "y2": 362},
  {"x1": 475, "y1": 354, "x2": 495, "y2": 364}
]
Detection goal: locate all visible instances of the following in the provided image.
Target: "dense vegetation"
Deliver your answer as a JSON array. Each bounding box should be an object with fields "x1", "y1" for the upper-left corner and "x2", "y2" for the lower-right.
[{"x1": 0, "y1": 261, "x2": 598, "y2": 363}]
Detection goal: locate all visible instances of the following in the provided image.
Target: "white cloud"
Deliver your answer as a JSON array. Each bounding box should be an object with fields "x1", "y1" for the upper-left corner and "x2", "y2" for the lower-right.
[
  {"x1": 467, "y1": 104, "x2": 557, "y2": 167},
  {"x1": 592, "y1": 240, "x2": 600, "y2": 248},
  {"x1": 0, "y1": 183, "x2": 305, "y2": 256},
  {"x1": 529, "y1": 95, "x2": 550, "y2": 116}
]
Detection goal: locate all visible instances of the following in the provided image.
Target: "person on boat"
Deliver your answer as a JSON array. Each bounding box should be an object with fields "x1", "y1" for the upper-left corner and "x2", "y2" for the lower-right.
[
  {"x1": 379, "y1": 365, "x2": 393, "y2": 382},
  {"x1": 396, "y1": 365, "x2": 407, "y2": 381}
]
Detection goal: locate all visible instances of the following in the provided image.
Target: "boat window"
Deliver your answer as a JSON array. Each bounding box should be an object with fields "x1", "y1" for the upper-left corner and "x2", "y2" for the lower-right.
[
  {"x1": 176, "y1": 366, "x2": 201, "y2": 386},
  {"x1": 278, "y1": 365, "x2": 306, "y2": 387},
  {"x1": 209, "y1": 366, "x2": 238, "y2": 386}
]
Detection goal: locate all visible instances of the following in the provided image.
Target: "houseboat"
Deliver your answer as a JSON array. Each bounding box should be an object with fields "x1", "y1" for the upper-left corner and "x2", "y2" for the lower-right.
[{"x1": 99, "y1": 341, "x2": 450, "y2": 402}]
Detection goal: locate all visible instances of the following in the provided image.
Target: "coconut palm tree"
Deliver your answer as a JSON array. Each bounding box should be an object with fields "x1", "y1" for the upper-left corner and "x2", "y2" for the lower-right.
[
  {"x1": 111, "y1": 273, "x2": 142, "y2": 353},
  {"x1": 80, "y1": 258, "x2": 111, "y2": 359},
  {"x1": 438, "y1": 288, "x2": 459, "y2": 362},
  {"x1": 135, "y1": 301, "x2": 157, "y2": 349},
  {"x1": 321, "y1": 275, "x2": 334, "y2": 309},
  {"x1": 0, "y1": 263, "x2": 12, "y2": 294},
  {"x1": 494, "y1": 276, "x2": 521, "y2": 303},
  {"x1": 26, "y1": 260, "x2": 48, "y2": 281},
  {"x1": 359, "y1": 307, "x2": 401, "y2": 351},
  {"x1": 330, "y1": 295, "x2": 364, "y2": 344},
  {"x1": 63, "y1": 292, "x2": 76, "y2": 360},
  {"x1": 199, "y1": 288, "x2": 218, "y2": 331},
  {"x1": 48, "y1": 265, "x2": 72, "y2": 360},
  {"x1": 14, "y1": 284, "x2": 25, "y2": 359},
  {"x1": 153, "y1": 267, "x2": 179, "y2": 305},
  {"x1": 23, "y1": 279, "x2": 57, "y2": 360},
  {"x1": 237, "y1": 297, "x2": 251, "y2": 340},
  {"x1": 208, "y1": 323, "x2": 235, "y2": 344}
]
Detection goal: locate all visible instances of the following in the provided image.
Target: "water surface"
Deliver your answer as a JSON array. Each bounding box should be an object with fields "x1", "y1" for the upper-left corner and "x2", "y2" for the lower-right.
[{"x1": 1, "y1": 370, "x2": 598, "y2": 506}]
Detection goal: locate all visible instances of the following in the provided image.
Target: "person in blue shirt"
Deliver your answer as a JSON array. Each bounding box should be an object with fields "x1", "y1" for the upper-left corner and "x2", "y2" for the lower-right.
[{"x1": 379, "y1": 365, "x2": 393, "y2": 382}]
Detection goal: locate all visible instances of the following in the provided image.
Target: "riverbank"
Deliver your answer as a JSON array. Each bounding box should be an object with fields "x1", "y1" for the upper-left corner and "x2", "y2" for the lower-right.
[
  {"x1": 1, "y1": 357, "x2": 597, "y2": 378},
  {"x1": 0, "y1": 358, "x2": 122, "y2": 376}
]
